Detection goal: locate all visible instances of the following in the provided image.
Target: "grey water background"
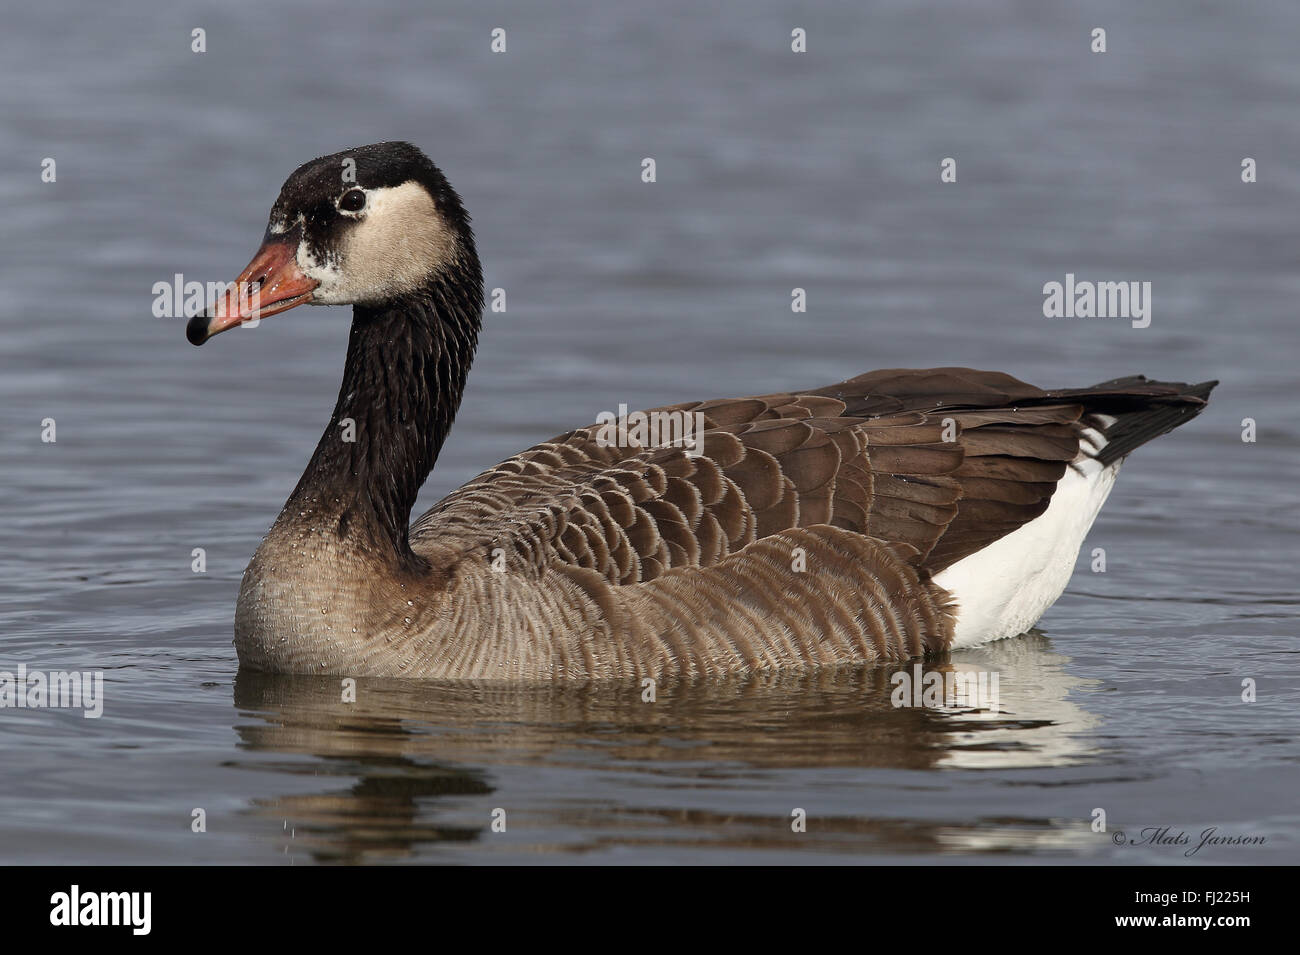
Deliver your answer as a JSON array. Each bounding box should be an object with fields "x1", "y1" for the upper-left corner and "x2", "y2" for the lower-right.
[{"x1": 1, "y1": 0, "x2": 1297, "y2": 864}]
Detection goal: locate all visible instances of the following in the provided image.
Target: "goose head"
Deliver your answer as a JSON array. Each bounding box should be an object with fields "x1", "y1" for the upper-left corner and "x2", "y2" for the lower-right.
[{"x1": 187, "y1": 141, "x2": 474, "y2": 345}]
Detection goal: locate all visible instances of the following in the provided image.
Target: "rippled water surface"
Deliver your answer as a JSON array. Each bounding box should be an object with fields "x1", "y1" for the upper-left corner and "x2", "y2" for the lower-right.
[{"x1": 1, "y1": 0, "x2": 1297, "y2": 863}]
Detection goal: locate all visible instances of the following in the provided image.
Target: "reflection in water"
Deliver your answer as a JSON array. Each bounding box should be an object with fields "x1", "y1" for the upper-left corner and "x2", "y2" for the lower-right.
[
  {"x1": 933, "y1": 636, "x2": 1102, "y2": 770},
  {"x1": 231, "y1": 633, "x2": 1102, "y2": 862}
]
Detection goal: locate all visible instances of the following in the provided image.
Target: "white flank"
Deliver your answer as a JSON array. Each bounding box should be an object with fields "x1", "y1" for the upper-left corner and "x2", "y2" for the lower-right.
[{"x1": 933, "y1": 455, "x2": 1121, "y2": 648}]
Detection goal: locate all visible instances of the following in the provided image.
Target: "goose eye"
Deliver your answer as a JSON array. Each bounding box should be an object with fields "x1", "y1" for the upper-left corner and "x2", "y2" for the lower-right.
[{"x1": 339, "y1": 189, "x2": 366, "y2": 213}]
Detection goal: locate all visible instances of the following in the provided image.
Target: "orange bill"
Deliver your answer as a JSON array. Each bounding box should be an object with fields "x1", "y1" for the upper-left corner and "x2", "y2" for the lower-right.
[{"x1": 186, "y1": 240, "x2": 318, "y2": 345}]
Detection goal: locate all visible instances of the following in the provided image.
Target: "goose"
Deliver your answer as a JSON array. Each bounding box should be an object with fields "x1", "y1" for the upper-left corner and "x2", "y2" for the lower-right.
[{"x1": 187, "y1": 142, "x2": 1216, "y2": 680}]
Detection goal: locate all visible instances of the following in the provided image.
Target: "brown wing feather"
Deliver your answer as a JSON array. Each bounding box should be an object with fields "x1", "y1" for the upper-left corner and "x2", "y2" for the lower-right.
[{"x1": 411, "y1": 367, "x2": 1208, "y2": 588}]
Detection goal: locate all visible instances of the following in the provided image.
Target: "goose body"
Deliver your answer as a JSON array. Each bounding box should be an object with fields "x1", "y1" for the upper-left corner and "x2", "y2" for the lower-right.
[{"x1": 189, "y1": 143, "x2": 1215, "y2": 679}]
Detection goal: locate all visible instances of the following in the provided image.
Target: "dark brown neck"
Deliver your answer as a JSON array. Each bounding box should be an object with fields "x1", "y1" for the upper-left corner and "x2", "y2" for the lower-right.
[{"x1": 284, "y1": 262, "x2": 483, "y2": 564}]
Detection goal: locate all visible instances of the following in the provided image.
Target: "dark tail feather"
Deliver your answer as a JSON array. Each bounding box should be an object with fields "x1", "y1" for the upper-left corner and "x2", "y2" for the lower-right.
[{"x1": 1046, "y1": 375, "x2": 1218, "y2": 467}]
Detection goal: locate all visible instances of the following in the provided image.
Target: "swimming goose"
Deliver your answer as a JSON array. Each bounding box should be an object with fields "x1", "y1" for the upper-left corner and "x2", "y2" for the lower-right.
[{"x1": 187, "y1": 142, "x2": 1215, "y2": 679}]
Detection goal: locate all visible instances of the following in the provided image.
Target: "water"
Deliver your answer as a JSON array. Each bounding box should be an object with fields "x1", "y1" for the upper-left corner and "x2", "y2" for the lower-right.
[{"x1": 1, "y1": 0, "x2": 1297, "y2": 863}]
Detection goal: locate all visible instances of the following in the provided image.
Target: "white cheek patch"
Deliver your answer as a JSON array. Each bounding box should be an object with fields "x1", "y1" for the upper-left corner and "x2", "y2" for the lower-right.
[
  {"x1": 297, "y1": 241, "x2": 345, "y2": 304},
  {"x1": 299, "y1": 181, "x2": 458, "y2": 306}
]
